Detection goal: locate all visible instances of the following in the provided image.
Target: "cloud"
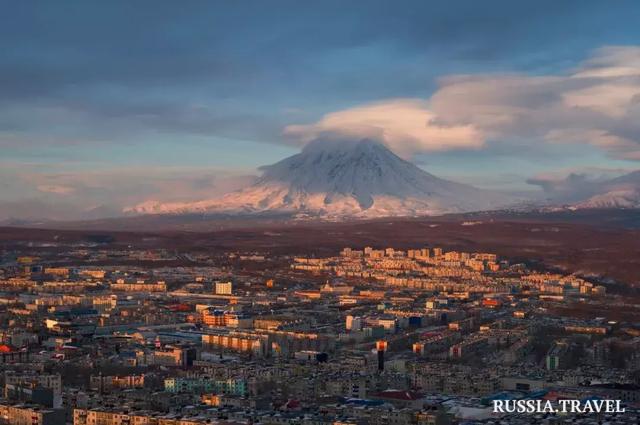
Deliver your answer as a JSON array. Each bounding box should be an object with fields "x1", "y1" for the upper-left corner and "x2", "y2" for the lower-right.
[
  {"x1": 284, "y1": 99, "x2": 484, "y2": 157},
  {"x1": 36, "y1": 184, "x2": 76, "y2": 195},
  {"x1": 431, "y1": 46, "x2": 640, "y2": 160},
  {"x1": 526, "y1": 173, "x2": 604, "y2": 203},
  {"x1": 287, "y1": 46, "x2": 640, "y2": 160},
  {"x1": 526, "y1": 166, "x2": 638, "y2": 203},
  {"x1": 5, "y1": 1, "x2": 636, "y2": 152}
]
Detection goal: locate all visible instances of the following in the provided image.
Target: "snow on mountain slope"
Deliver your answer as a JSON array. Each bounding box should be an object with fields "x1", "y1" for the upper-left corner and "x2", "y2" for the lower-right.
[
  {"x1": 575, "y1": 189, "x2": 640, "y2": 209},
  {"x1": 126, "y1": 139, "x2": 514, "y2": 218},
  {"x1": 573, "y1": 171, "x2": 640, "y2": 209}
]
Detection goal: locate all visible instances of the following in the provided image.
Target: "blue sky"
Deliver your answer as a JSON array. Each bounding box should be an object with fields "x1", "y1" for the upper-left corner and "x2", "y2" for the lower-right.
[{"x1": 2, "y1": 1, "x2": 640, "y2": 219}]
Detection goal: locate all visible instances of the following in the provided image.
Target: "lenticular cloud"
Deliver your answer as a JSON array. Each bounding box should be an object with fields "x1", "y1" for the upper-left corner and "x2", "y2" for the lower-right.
[{"x1": 286, "y1": 46, "x2": 640, "y2": 161}]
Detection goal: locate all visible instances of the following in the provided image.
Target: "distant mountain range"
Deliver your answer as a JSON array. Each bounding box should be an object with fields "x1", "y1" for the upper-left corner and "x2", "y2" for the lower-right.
[
  {"x1": 528, "y1": 170, "x2": 640, "y2": 211},
  {"x1": 1, "y1": 140, "x2": 639, "y2": 226},
  {"x1": 126, "y1": 139, "x2": 515, "y2": 218},
  {"x1": 573, "y1": 171, "x2": 640, "y2": 209}
]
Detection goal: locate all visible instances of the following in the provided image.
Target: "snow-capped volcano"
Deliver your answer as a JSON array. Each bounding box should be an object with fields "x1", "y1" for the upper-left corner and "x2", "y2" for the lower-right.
[{"x1": 127, "y1": 139, "x2": 513, "y2": 218}]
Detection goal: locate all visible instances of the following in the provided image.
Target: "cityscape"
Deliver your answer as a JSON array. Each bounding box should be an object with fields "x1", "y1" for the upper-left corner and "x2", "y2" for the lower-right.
[
  {"x1": 0, "y1": 219, "x2": 639, "y2": 424},
  {"x1": 2, "y1": 1, "x2": 640, "y2": 424}
]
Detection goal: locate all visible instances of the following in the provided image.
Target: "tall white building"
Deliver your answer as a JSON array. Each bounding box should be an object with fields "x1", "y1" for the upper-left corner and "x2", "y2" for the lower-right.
[{"x1": 346, "y1": 315, "x2": 362, "y2": 332}]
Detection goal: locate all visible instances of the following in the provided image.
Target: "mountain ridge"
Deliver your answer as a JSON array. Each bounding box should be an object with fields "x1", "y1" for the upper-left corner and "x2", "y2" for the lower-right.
[{"x1": 539, "y1": 170, "x2": 640, "y2": 210}]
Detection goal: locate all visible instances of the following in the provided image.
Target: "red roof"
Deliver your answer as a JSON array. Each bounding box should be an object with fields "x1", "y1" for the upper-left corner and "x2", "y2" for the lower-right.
[
  {"x1": 0, "y1": 344, "x2": 14, "y2": 353},
  {"x1": 482, "y1": 298, "x2": 501, "y2": 307}
]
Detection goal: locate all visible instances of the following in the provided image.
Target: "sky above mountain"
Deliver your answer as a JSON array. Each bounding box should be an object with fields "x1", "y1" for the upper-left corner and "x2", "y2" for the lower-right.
[{"x1": 2, "y1": 1, "x2": 640, "y2": 219}]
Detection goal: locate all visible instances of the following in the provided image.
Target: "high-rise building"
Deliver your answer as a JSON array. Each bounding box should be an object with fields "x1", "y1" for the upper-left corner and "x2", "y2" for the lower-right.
[
  {"x1": 546, "y1": 340, "x2": 570, "y2": 370},
  {"x1": 346, "y1": 315, "x2": 362, "y2": 332},
  {"x1": 215, "y1": 281, "x2": 233, "y2": 295},
  {"x1": 376, "y1": 340, "x2": 387, "y2": 371}
]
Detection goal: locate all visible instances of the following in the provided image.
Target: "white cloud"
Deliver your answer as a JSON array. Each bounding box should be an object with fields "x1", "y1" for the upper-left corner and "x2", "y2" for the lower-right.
[
  {"x1": 287, "y1": 46, "x2": 640, "y2": 160},
  {"x1": 428, "y1": 46, "x2": 640, "y2": 160},
  {"x1": 284, "y1": 99, "x2": 484, "y2": 157}
]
